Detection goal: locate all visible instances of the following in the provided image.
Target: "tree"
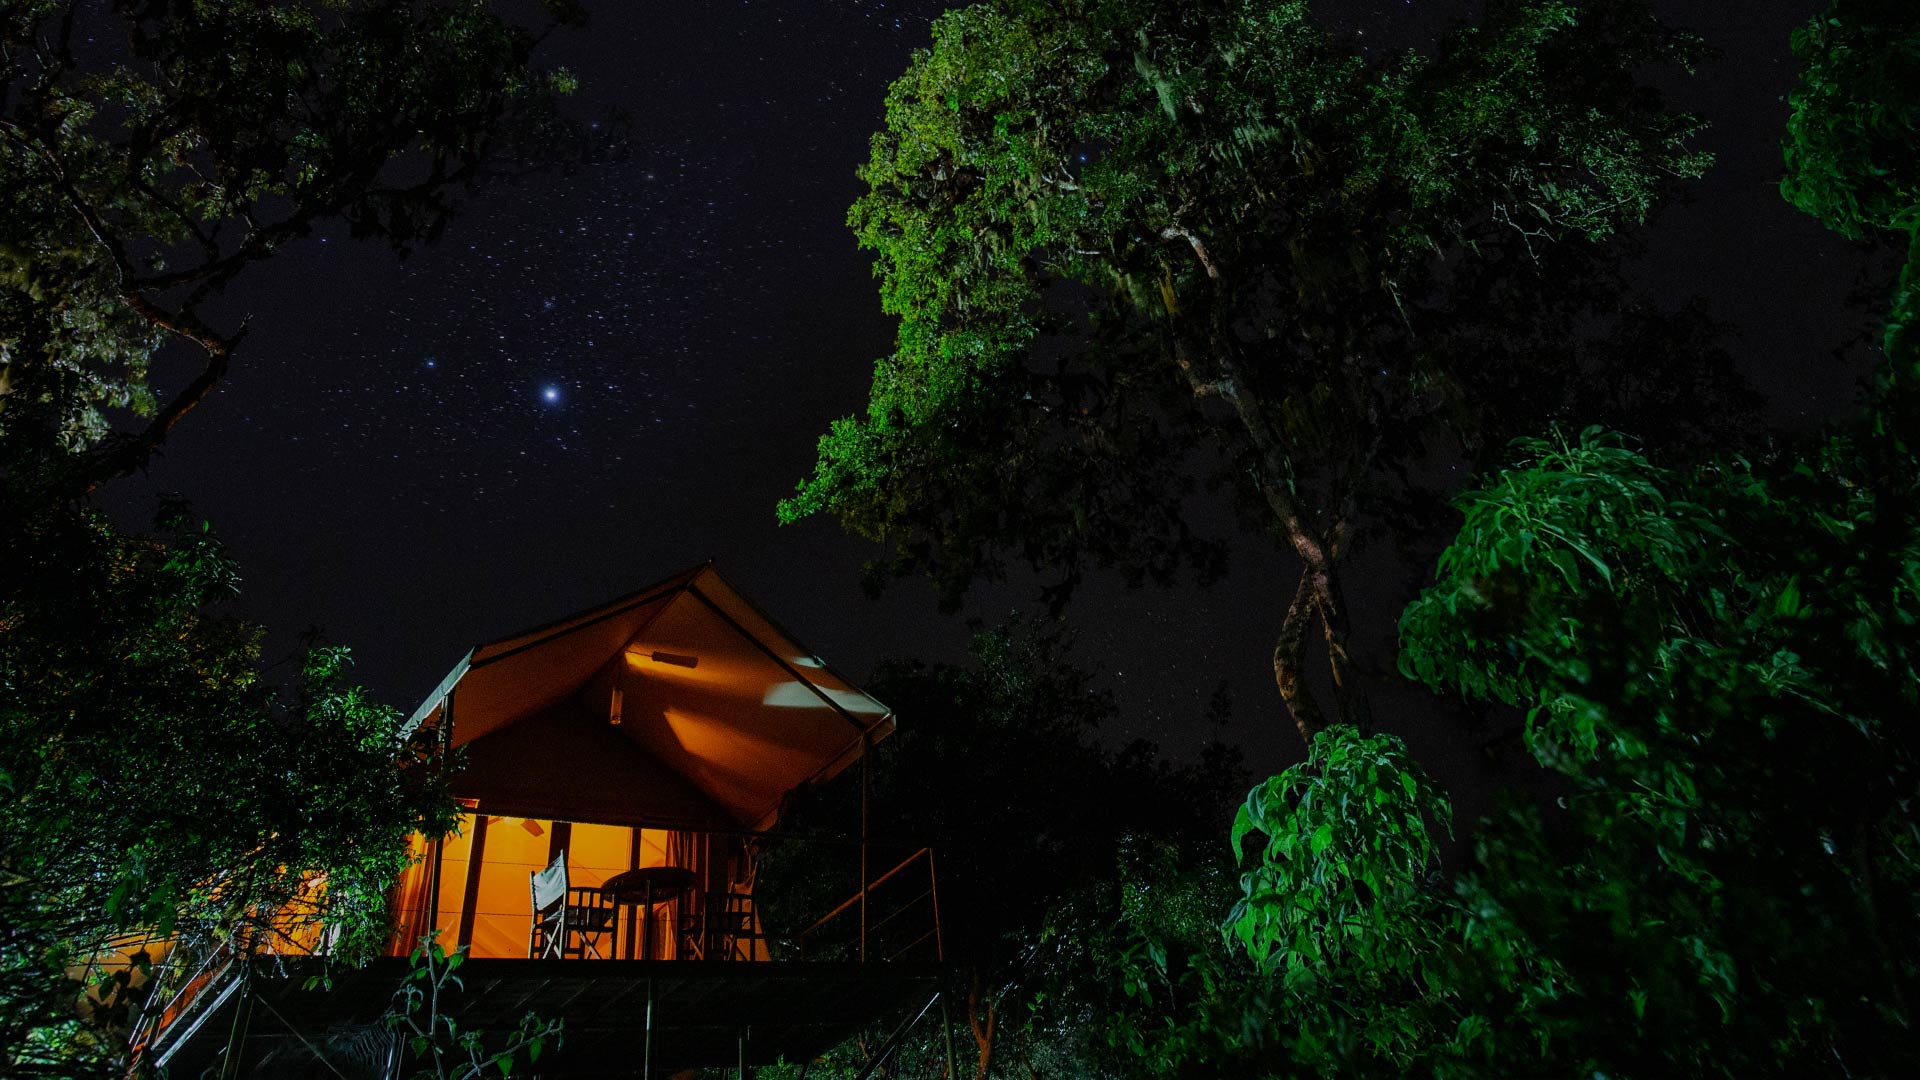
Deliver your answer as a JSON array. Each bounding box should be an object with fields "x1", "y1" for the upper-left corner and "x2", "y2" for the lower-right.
[
  {"x1": 1, "y1": 0, "x2": 589, "y2": 494},
  {"x1": 1780, "y1": 0, "x2": 1920, "y2": 426},
  {"x1": 780, "y1": 0, "x2": 1718, "y2": 743},
  {"x1": 1364, "y1": 424, "x2": 1915, "y2": 1076},
  {"x1": 1, "y1": 2, "x2": 587, "y2": 1074},
  {"x1": 1213, "y1": 2, "x2": 1920, "y2": 1074},
  {"x1": 2, "y1": 506, "x2": 459, "y2": 1076}
]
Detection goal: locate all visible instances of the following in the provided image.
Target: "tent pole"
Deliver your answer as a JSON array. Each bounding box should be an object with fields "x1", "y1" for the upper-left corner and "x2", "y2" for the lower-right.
[
  {"x1": 644, "y1": 977, "x2": 654, "y2": 1080},
  {"x1": 426, "y1": 689, "x2": 456, "y2": 947},
  {"x1": 439, "y1": 687, "x2": 456, "y2": 765}
]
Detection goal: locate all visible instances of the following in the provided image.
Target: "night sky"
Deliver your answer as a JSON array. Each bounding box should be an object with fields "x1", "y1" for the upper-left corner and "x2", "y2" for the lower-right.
[{"x1": 104, "y1": 0, "x2": 1880, "y2": 783}]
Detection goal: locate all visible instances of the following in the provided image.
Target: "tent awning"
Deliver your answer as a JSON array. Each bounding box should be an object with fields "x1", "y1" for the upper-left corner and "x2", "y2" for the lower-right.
[{"x1": 406, "y1": 563, "x2": 893, "y2": 830}]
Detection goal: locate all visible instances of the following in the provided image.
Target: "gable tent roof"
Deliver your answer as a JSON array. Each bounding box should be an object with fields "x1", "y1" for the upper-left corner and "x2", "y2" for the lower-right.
[{"x1": 404, "y1": 563, "x2": 894, "y2": 831}]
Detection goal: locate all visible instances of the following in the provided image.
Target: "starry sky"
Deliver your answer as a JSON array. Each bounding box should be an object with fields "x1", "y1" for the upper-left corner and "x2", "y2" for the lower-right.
[{"x1": 105, "y1": 0, "x2": 1880, "y2": 783}]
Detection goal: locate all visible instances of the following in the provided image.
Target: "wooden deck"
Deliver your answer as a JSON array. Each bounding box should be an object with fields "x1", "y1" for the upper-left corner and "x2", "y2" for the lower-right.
[{"x1": 154, "y1": 956, "x2": 943, "y2": 1078}]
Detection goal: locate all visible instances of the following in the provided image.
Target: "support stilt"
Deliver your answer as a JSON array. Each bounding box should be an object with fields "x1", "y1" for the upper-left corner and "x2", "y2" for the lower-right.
[{"x1": 853, "y1": 991, "x2": 941, "y2": 1080}]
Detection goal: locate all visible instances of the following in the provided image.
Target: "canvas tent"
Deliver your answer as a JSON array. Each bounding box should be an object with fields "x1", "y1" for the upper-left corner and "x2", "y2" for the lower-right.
[
  {"x1": 387, "y1": 562, "x2": 897, "y2": 960},
  {"x1": 406, "y1": 562, "x2": 894, "y2": 831}
]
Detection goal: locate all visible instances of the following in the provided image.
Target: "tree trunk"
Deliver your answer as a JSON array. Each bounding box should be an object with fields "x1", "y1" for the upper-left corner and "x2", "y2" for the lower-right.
[
  {"x1": 1307, "y1": 559, "x2": 1365, "y2": 729},
  {"x1": 1274, "y1": 571, "x2": 1328, "y2": 744},
  {"x1": 966, "y1": 975, "x2": 994, "y2": 1080},
  {"x1": 1158, "y1": 243, "x2": 1376, "y2": 747}
]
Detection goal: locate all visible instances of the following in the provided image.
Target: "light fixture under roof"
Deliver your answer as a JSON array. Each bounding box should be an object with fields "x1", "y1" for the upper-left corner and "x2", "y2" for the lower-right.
[{"x1": 629, "y1": 648, "x2": 698, "y2": 669}]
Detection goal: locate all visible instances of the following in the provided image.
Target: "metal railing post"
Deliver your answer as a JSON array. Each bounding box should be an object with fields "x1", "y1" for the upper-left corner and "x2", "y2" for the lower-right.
[
  {"x1": 927, "y1": 849, "x2": 944, "y2": 962},
  {"x1": 218, "y1": 963, "x2": 253, "y2": 1080}
]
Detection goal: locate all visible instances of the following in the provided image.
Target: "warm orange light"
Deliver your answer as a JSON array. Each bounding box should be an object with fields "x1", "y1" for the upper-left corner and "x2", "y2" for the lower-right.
[
  {"x1": 626, "y1": 647, "x2": 698, "y2": 668},
  {"x1": 621, "y1": 646, "x2": 760, "y2": 688}
]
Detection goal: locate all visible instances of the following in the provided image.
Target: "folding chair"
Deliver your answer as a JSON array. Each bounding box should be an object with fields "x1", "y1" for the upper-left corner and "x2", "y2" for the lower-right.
[
  {"x1": 706, "y1": 847, "x2": 763, "y2": 961},
  {"x1": 529, "y1": 850, "x2": 615, "y2": 959}
]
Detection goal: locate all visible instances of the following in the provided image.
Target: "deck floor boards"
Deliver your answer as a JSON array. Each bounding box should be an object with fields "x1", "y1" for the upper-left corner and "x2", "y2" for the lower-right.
[{"x1": 156, "y1": 957, "x2": 943, "y2": 1078}]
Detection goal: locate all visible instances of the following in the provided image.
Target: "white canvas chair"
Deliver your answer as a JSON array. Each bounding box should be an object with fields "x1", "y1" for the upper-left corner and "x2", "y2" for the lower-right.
[
  {"x1": 528, "y1": 850, "x2": 614, "y2": 959},
  {"x1": 704, "y1": 845, "x2": 763, "y2": 961}
]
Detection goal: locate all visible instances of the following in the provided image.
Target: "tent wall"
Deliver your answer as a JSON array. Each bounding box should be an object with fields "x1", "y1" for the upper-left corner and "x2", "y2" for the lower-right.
[{"x1": 388, "y1": 813, "x2": 754, "y2": 961}]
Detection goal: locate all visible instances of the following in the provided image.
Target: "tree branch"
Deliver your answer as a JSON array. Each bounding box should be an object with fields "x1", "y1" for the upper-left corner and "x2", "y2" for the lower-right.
[
  {"x1": 1160, "y1": 224, "x2": 1220, "y2": 281},
  {"x1": 83, "y1": 300, "x2": 245, "y2": 491}
]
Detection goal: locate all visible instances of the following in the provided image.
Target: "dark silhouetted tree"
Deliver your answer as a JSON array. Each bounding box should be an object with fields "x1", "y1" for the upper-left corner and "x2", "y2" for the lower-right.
[{"x1": 780, "y1": 0, "x2": 1722, "y2": 744}]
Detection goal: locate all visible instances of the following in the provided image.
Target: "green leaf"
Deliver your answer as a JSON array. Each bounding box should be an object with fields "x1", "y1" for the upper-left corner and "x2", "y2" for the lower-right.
[
  {"x1": 1311, "y1": 823, "x2": 1335, "y2": 857},
  {"x1": 1231, "y1": 804, "x2": 1256, "y2": 860}
]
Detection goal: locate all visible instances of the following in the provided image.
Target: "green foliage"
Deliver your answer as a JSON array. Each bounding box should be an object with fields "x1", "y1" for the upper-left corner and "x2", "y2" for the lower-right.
[
  {"x1": 1781, "y1": 0, "x2": 1920, "y2": 242},
  {"x1": 1227, "y1": 729, "x2": 1450, "y2": 1032},
  {"x1": 781, "y1": 0, "x2": 1714, "y2": 607},
  {"x1": 1382, "y1": 424, "x2": 1920, "y2": 1075},
  {"x1": 1024, "y1": 836, "x2": 1266, "y2": 1080},
  {"x1": 1, "y1": 503, "x2": 460, "y2": 1076},
  {"x1": 1198, "y1": 6, "x2": 1920, "y2": 1072},
  {"x1": 388, "y1": 933, "x2": 562, "y2": 1080},
  {"x1": 1204, "y1": 419, "x2": 1919, "y2": 1077},
  {"x1": 1209, "y1": 10, "x2": 1920, "y2": 1068},
  {"x1": 1397, "y1": 426, "x2": 1728, "y2": 750},
  {"x1": 1782, "y1": 0, "x2": 1920, "y2": 372}
]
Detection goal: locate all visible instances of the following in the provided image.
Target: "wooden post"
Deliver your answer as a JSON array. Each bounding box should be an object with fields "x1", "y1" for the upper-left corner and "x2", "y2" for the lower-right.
[
  {"x1": 628, "y1": 828, "x2": 644, "y2": 960},
  {"x1": 425, "y1": 835, "x2": 445, "y2": 947},
  {"x1": 643, "y1": 878, "x2": 655, "y2": 962},
  {"x1": 456, "y1": 811, "x2": 489, "y2": 951}
]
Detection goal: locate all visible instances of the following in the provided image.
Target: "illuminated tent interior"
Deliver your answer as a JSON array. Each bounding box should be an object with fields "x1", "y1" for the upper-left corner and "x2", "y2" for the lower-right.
[{"x1": 387, "y1": 562, "x2": 896, "y2": 960}]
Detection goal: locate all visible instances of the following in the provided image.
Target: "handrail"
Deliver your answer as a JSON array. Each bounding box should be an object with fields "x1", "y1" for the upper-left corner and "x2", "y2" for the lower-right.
[
  {"x1": 126, "y1": 937, "x2": 240, "y2": 1072},
  {"x1": 795, "y1": 846, "x2": 943, "y2": 962},
  {"x1": 125, "y1": 904, "x2": 324, "y2": 1072},
  {"x1": 796, "y1": 847, "x2": 931, "y2": 937}
]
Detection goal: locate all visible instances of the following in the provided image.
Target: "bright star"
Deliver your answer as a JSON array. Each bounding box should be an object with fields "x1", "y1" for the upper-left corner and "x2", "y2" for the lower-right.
[{"x1": 542, "y1": 386, "x2": 561, "y2": 403}]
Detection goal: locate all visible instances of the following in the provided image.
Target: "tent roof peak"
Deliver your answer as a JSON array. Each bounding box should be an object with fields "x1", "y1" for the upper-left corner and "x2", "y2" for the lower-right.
[{"x1": 403, "y1": 562, "x2": 892, "y2": 830}]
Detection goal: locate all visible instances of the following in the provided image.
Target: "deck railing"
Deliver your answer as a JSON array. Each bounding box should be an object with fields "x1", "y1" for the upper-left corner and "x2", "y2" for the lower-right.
[
  {"x1": 124, "y1": 830, "x2": 944, "y2": 1072},
  {"x1": 792, "y1": 846, "x2": 944, "y2": 964}
]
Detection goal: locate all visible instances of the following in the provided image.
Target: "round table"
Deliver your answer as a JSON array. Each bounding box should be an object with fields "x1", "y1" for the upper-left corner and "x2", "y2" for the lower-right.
[{"x1": 601, "y1": 865, "x2": 698, "y2": 960}]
